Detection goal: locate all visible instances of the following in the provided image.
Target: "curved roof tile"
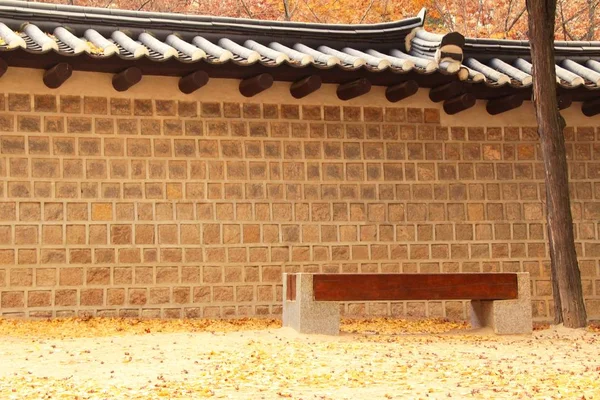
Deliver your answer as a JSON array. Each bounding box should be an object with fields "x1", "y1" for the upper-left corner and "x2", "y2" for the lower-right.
[{"x1": 0, "y1": 2, "x2": 454, "y2": 75}]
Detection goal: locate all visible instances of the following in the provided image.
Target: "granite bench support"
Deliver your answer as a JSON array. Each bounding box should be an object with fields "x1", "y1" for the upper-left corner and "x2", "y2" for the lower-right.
[{"x1": 282, "y1": 272, "x2": 532, "y2": 335}]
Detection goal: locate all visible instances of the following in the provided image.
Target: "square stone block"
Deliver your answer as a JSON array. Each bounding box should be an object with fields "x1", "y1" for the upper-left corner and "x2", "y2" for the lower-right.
[
  {"x1": 470, "y1": 272, "x2": 532, "y2": 334},
  {"x1": 283, "y1": 273, "x2": 339, "y2": 335}
]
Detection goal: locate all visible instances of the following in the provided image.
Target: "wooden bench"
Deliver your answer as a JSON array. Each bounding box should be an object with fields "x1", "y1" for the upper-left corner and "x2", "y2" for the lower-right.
[{"x1": 282, "y1": 273, "x2": 532, "y2": 335}]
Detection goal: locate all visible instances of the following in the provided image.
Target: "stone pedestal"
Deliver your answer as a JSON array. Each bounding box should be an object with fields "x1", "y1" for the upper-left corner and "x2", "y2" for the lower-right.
[
  {"x1": 282, "y1": 273, "x2": 340, "y2": 335},
  {"x1": 470, "y1": 272, "x2": 533, "y2": 334}
]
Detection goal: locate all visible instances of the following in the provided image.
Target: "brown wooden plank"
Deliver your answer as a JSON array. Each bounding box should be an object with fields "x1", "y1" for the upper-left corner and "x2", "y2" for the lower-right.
[
  {"x1": 313, "y1": 274, "x2": 518, "y2": 301},
  {"x1": 286, "y1": 274, "x2": 296, "y2": 301}
]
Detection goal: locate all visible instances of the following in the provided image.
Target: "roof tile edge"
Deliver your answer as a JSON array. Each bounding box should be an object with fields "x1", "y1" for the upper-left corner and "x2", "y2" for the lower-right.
[{"x1": 0, "y1": 0, "x2": 426, "y2": 39}]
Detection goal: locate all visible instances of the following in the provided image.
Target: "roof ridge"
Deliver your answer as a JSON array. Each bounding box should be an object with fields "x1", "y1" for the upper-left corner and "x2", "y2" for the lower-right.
[
  {"x1": 464, "y1": 36, "x2": 600, "y2": 60},
  {"x1": 465, "y1": 37, "x2": 600, "y2": 46}
]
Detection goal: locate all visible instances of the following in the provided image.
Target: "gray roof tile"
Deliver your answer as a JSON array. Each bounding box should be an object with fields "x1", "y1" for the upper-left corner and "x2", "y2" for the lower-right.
[{"x1": 1, "y1": 0, "x2": 600, "y2": 97}]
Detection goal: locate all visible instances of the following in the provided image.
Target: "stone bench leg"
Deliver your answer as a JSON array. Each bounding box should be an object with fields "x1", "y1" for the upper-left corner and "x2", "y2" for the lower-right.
[
  {"x1": 470, "y1": 272, "x2": 533, "y2": 334},
  {"x1": 282, "y1": 273, "x2": 340, "y2": 335}
]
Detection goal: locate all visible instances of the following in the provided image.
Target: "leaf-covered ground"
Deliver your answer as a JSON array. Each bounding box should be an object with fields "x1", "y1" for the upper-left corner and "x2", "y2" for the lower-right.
[{"x1": 0, "y1": 318, "x2": 599, "y2": 399}]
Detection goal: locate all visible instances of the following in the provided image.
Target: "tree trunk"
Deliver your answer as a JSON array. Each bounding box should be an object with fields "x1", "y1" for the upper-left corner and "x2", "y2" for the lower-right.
[
  {"x1": 526, "y1": 0, "x2": 587, "y2": 328},
  {"x1": 546, "y1": 189, "x2": 563, "y2": 324}
]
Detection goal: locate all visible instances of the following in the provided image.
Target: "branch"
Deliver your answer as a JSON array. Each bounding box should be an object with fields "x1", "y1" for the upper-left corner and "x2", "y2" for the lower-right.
[
  {"x1": 137, "y1": 0, "x2": 152, "y2": 11},
  {"x1": 461, "y1": 0, "x2": 468, "y2": 34},
  {"x1": 238, "y1": 0, "x2": 253, "y2": 18},
  {"x1": 557, "y1": 0, "x2": 578, "y2": 40},
  {"x1": 359, "y1": 0, "x2": 376, "y2": 23},
  {"x1": 476, "y1": 0, "x2": 484, "y2": 38},
  {"x1": 282, "y1": 0, "x2": 300, "y2": 21},
  {"x1": 558, "y1": 0, "x2": 568, "y2": 40},
  {"x1": 506, "y1": 5, "x2": 527, "y2": 34},
  {"x1": 381, "y1": 0, "x2": 389, "y2": 20},
  {"x1": 289, "y1": 0, "x2": 300, "y2": 19},
  {"x1": 586, "y1": 0, "x2": 596, "y2": 41},
  {"x1": 431, "y1": 1, "x2": 455, "y2": 31},
  {"x1": 302, "y1": 0, "x2": 321, "y2": 23},
  {"x1": 504, "y1": 0, "x2": 514, "y2": 34},
  {"x1": 283, "y1": 0, "x2": 290, "y2": 20},
  {"x1": 561, "y1": 0, "x2": 600, "y2": 25}
]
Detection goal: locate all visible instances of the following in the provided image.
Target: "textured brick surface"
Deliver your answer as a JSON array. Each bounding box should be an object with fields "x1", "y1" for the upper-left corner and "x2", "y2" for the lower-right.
[{"x1": 0, "y1": 91, "x2": 598, "y2": 321}]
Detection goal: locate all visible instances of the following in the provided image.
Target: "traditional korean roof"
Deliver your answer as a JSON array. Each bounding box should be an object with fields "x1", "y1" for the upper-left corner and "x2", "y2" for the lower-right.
[
  {"x1": 0, "y1": 0, "x2": 599, "y2": 115},
  {"x1": 0, "y1": 1, "x2": 462, "y2": 72}
]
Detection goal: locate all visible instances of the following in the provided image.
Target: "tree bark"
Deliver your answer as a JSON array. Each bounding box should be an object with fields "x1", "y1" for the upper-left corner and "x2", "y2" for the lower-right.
[
  {"x1": 546, "y1": 189, "x2": 563, "y2": 324},
  {"x1": 526, "y1": 0, "x2": 587, "y2": 328}
]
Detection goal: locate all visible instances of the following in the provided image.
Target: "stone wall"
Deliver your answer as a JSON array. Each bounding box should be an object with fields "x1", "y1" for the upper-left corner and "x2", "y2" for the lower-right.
[{"x1": 0, "y1": 69, "x2": 598, "y2": 321}]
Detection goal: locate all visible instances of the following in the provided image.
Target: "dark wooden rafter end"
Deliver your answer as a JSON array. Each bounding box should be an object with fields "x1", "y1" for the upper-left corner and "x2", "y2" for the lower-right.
[
  {"x1": 337, "y1": 77, "x2": 371, "y2": 101},
  {"x1": 443, "y1": 93, "x2": 476, "y2": 115},
  {"x1": 3, "y1": 46, "x2": 600, "y2": 115},
  {"x1": 43, "y1": 62, "x2": 72, "y2": 89},
  {"x1": 239, "y1": 73, "x2": 274, "y2": 97},
  {"x1": 178, "y1": 70, "x2": 209, "y2": 94},
  {"x1": 486, "y1": 94, "x2": 524, "y2": 115},
  {"x1": 557, "y1": 93, "x2": 572, "y2": 110},
  {"x1": 385, "y1": 80, "x2": 418, "y2": 103},
  {"x1": 0, "y1": 58, "x2": 7, "y2": 79},
  {"x1": 429, "y1": 80, "x2": 462, "y2": 103},
  {"x1": 582, "y1": 97, "x2": 600, "y2": 117},
  {"x1": 113, "y1": 67, "x2": 142, "y2": 92},
  {"x1": 290, "y1": 75, "x2": 322, "y2": 99}
]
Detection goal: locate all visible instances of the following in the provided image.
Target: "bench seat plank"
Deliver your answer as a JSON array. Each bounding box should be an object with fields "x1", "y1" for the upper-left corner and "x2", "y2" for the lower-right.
[{"x1": 312, "y1": 273, "x2": 518, "y2": 301}]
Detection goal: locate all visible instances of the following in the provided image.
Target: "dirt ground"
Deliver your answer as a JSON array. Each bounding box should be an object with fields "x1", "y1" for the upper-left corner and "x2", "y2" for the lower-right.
[{"x1": 0, "y1": 318, "x2": 599, "y2": 399}]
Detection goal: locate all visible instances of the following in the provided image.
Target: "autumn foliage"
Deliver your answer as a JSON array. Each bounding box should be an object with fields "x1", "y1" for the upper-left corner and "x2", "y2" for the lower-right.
[
  {"x1": 35, "y1": 0, "x2": 600, "y2": 40},
  {"x1": 0, "y1": 317, "x2": 599, "y2": 399}
]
